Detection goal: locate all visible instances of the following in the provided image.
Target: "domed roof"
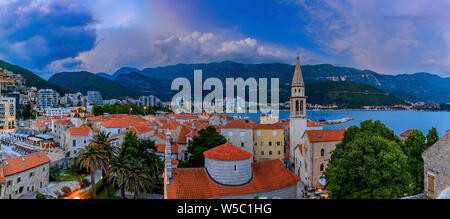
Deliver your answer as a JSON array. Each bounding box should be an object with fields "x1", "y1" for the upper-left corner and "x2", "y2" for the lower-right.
[{"x1": 203, "y1": 143, "x2": 252, "y2": 161}]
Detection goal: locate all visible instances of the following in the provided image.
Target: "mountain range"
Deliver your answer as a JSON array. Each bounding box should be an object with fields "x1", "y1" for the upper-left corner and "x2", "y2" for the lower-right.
[
  {"x1": 1, "y1": 58, "x2": 449, "y2": 105},
  {"x1": 91, "y1": 61, "x2": 450, "y2": 103}
]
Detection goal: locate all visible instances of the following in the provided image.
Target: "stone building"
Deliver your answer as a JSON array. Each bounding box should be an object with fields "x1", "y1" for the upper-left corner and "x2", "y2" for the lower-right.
[
  {"x1": 164, "y1": 142, "x2": 301, "y2": 199},
  {"x1": 252, "y1": 123, "x2": 285, "y2": 162},
  {"x1": 422, "y1": 131, "x2": 449, "y2": 199},
  {"x1": 65, "y1": 125, "x2": 94, "y2": 158},
  {"x1": 0, "y1": 152, "x2": 50, "y2": 199},
  {"x1": 294, "y1": 129, "x2": 346, "y2": 188},
  {"x1": 221, "y1": 119, "x2": 254, "y2": 156}
]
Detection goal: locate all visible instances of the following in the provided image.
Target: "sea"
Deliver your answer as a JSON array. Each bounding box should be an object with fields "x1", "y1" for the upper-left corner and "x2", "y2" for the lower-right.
[{"x1": 227, "y1": 110, "x2": 450, "y2": 137}]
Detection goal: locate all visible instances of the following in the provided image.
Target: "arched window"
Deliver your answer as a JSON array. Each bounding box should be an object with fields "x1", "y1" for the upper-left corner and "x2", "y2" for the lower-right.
[
  {"x1": 300, "y1": 100, "x2": 304, "y2": 113},
  {"x1": 321, "y1": 149, "x2": 325, "y2": 157},
  {"x1": 320, "y1": 164, "x2": 324, "y2": 172},
  {"x1": 295, "y1": 100, "x2": 299, "y2": 113}
]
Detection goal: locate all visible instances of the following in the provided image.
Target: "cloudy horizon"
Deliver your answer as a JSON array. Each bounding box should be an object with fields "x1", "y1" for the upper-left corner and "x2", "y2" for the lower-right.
[{"x1": 0, "y1": 0, "x2": 450, "y2": 79}]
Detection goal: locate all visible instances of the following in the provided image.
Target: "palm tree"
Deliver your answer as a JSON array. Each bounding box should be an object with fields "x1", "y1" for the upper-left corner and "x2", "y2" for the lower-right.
[
  {"x1": 106, "y1": 153, "x2": 131, "y2": 199},
  {"x1": 76, "y1": 145, "x2": 110, "y2": 199},
  {"x1": 92, "y1": 131, "x2": 117, "y2": 197},
  {"x1": 124, "y1": 160, "x2": 156, "y2": 199}
]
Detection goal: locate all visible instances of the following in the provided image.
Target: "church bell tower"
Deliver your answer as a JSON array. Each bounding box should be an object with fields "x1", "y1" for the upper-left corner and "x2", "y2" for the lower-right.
[{"x1": 289, "y1": 57, "x2": 307, "y2": 165}]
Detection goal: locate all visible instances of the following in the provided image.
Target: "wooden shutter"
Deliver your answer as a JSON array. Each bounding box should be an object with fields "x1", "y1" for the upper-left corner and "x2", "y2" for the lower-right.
[{"x1": 428, "y1": 174, "x2": 435, "y2": 196}]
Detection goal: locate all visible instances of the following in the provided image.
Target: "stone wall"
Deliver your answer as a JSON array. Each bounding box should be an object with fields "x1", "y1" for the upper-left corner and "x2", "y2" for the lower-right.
[
  {"x1": 217, "y1": 184, "x2": 298, "y2": 199},
  {"x1": 221, "y1": 128, "x2": 254, "y2": 155}
]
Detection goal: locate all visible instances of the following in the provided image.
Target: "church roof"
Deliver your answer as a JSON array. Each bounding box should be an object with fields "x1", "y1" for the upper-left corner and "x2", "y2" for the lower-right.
[
  {"x1": 292, "y1": 56, "x2": 304, "y2": 87},
  {"x1": 203, "y1": 143, "x2": 252, "y2": 161}
]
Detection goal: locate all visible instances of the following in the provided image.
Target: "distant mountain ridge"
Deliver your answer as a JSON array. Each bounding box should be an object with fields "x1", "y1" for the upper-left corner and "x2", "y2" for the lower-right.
[
  {"x1": 49, "y1": 71, "x2": 140, "y2": 99},
  {"x1": 98, "y1": 61, "x2": 450, "y2": 103}
]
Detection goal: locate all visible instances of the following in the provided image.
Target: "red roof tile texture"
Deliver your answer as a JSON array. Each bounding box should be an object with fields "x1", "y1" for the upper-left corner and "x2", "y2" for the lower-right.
[
  {"x1": 401, "y1": 129, "x2": 413, "y2": 137},
  {"x1": 222, "y1": 119, "x2": 253, "y2": 129},
  {"x1": 167, "y1": 159, "x2": 299, "y2": 199},
  {"x1": 156, "y1": 144, "x2": 179, "y2": 154},
  {"x1": 69, "y1": 125, "x2": 91, "y2": 136},
  {"x1": 1, "y1": 152, "x2": 50, "y2": 176},
  {"x1": 305, "y1": 129, "x2": 346, "y2": 142},
  {"x1": 203, "y1": 143, "x2": 252, "y2": 161}
]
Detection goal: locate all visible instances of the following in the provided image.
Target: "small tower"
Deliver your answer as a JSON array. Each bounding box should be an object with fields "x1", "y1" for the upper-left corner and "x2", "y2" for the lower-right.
[
  {"x1": 289, "y1": 57, "x2": 307, "y2": 168},
  {"x1": 165, "y1": 132, "x2": 172, "y2": 183}
]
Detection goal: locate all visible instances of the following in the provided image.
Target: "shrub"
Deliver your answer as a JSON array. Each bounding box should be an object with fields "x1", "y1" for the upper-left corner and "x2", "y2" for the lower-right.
[
  {"x1": 49, "y1": 166, "x2": 60, "y2": 181},
  {"x1": 36, "y1": 193, "x2": 46, "y2": 199},
  {"x1": 19, "y1": 186, "x2": 24, "y2": 193}
]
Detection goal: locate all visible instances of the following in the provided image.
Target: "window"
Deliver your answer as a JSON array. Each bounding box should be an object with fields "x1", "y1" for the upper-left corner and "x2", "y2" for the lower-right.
[
  {"x1": 277, "y1": 150, "x2": 281, "y2": 155},
  {"x1": 321, "y1": 149, "x2": 325, "y2": 157},
  {"x1": 234, "y1": 165, "x2": 238, "y2": 172},
  {"x1": 295, "y1": 100, "x2": 299, "y2": 112},
  {"x1": 261, "y1": 151, "x2": 264, "y2": 155},
  {"x1": 228, "y1": 131, "x2": 233, "y2": 137},
  {"x1": 257, "y1": 131, "x2": 261, "y2": 136},
  {"x1": 260, "y1": 141, "x2": 264, "y2": 147},
  {"x1": 241, "y1": 142, "x2": 245, "y2": 148},
  {"x1": 272, "y1": 131, "x2": 277, "y2": 136},
  {"x1": 17, "y1": 177, "x2": 21, "y2": 183},
  {"x1": 277, "y1": 141, "x2": 282, "y2": 146},
  {"x1": 269, "y1": 141, "x2": 272, "y2": 146},
  {"x1": 73, "y1": 140, "x2": 76, "y2": 147},
  {"x1": 320, "y1": 164, "x2": 324, "y2": 172},
  {"x1": 269, "y1": 151, "x2": 273, "y2": 155},
  {"x1": 254, "y1": 141, "x2": 257, "y2": 146},
  {"x1": 300, "y1": 100, "x2": 304, "y2": 113},
  {"x1": 29, "y1": 172, "x2": 34, "y2": 178},
  {"x1": 7, "y1": 180, "x2": 13, "y2": 187},
  {"x1": 240, "y1": 132, "x2": 245, "y2": 137}
]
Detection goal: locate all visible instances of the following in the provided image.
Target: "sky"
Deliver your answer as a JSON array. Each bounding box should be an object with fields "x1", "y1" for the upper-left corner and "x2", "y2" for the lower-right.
[{"x1": 0, "y1": 0, "x2": 450, "y2": 79}]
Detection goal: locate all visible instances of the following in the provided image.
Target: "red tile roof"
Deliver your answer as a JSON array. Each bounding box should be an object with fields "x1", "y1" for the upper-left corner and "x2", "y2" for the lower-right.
[
  {"x1": 1, "y1": 152, "x2": 50, "y2": 176},
  {"x1": 34, "y1": 122, "x2": 46, "y2": 127},
  {"x1": 167, "y1": 159, "x2": 299, "y2": 199},
  {"x1": 130, "y1": 125, "x2": 154, "y2": 134},
  {"x1": 222, "y1": 119, "x2": 253, "y2": 129},
  {"x1": 252, "y1": 123, "x2": 285, "y2": 130},
  {"x1": 69, "y1": 125, "x2": 91, "y2": 136},
  {"x1": 305, "y1": 129, "x2": 346, "y2": 143},
  {"x1": 54, "y1": 120, "x2": 73, "y2": 125},
  {"x1": 307, "y1": 121, "x2": 323, "y2": 127},
  {"x1": 159, "y1": 122, "x2": 180, "y2": 130},
  {"x1": 156, "y1": 144, "x2": 179, "y2": 154},
  {"x1": 203, "y1": 143, "x2": 252, "y2": 161},
  {"x1": 171, "y1": 159, "x2": 179, "y2": 165},
  {"x1": 400, "y1": 129, "x2": 413, "y2": 137},
  {"x1": 101, "y1": 118, "x2": 138, "y2": 128},
  {"x1": 177, "y1": 125, "x2": 194, "y2": 144}
]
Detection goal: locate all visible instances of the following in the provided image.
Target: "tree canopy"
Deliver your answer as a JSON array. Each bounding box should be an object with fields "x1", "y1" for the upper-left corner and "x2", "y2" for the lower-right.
[
  {"x1": 180, "y1": 126, "x2": 227, "y2": 168},
  {"x1": 324, "y1": 120, "x2": 410, "y2": 199}
]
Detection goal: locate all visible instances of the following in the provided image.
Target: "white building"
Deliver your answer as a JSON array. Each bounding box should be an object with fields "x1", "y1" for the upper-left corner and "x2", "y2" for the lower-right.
[
  {"x1": 87, "y1": 91, "x2": 103, "y2": 106},
  {"x1": 44, "y1": 107, "x2": 72, "y2": 117},
  {"x1": 37, "y1": 89, "x2": 60, "y2": 109},
  {"x1": 0, "y1": 97, "x2": 16, "y2": 130}
]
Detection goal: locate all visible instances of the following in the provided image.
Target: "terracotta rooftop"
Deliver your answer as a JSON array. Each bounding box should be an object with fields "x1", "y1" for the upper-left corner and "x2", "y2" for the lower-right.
[
  {"x1": 1, "y1": 152, "x2": 50, "y2": 177},
  {"x1": 252, "y1": 123, "x2": 285, "y2": 130},
  {"x1": 222, "y1": 119, "x2": 253, "y2": 129},
  {"x1": 400, "y1": 129, "x2": 414, "y2": 137},
  {"x1": 101, "y1": 118, "x2": 139, "y2": 128},
  {"x1": 167, "y1": 159, "x2": 299, "y2": 199},
  {"x1": 156, "y1": 144, "x2": 179, "y2": 154},
  {"x1": 34, "y1": 122, "x2": 46, "y2": 127},
  {"x1": 69, "y1": 125, "x2": 91, "y2": 136},
  {"x1": 307, "y1": 121, "x2": 323, "y2": 127},
  {"x1": 305, "y1": 129, "x2": 346, "y2": 143},
  {"x1": 203, "y1": 143, "x2": 252, "y2": 161}
]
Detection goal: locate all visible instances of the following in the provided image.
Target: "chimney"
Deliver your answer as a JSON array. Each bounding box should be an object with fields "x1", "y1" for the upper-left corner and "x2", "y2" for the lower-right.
[{"x1": 165, "y1": 131, "x2": 173, "y2": 184}]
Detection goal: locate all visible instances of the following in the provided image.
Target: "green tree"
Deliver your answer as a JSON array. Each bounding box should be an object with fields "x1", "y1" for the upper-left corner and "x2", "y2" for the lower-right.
[
  {"x1": 324, "y1": 135, "x2": 410, "y2": 199},
  {"x1": 92, "y1": 131, "x2": 117, "y2": 197},
  {"x1": 403, "y1": 130, "x2": 427, "y2": 194},
  {"x1": 107, "y1": 152, "x2": 132, "y2": 199},
  {"x1": 20, "y1": 104, "x2": 36, "y2": 120},
  {"x1": 92, "y1": 104, "x2": 103, "y2": 116},
  {"x1": 181, "y1": 126, "x2": 227, "y2": 168},
  {"x1": 124, "y1": 160, "x2": 156, "y2": 199},
  {"x1": 324, "y1": 120, "x2": 410, "y2": 199},
  {"x1": 426, "y1": 127, "x2": 439, "y2": 148},
  {"x1": 75, "y1": 145, "x2": 110, "y2": 199}
]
